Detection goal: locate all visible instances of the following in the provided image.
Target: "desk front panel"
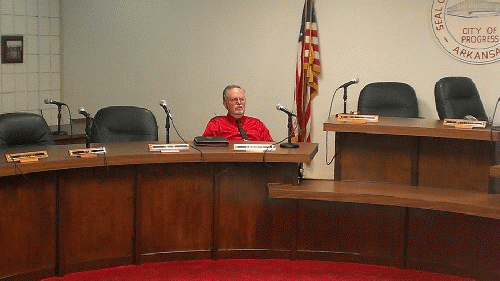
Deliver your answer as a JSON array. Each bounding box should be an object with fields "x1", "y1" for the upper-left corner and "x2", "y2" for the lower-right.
[
  {"x1": 294, "y1": 200, "x2": 406, "y2": 267},
  {"x1": 58, "y1": 166, "x2": 135, "y2": 275},
  {"x1": 136, "y1": 163, "x2": 213, "y2": 262},
  {"x1": 215, "y1": 162, "x2": 297, "y2": 259},
  {"x1": 418, "y1": 137, "x2": 493, "y2": 192},
  {"x1": 334, "y1": 132, "x2": 415, "y2": 185},
  {"x1": 0, "y1": 172, "x2": 56, "y2": 281}
]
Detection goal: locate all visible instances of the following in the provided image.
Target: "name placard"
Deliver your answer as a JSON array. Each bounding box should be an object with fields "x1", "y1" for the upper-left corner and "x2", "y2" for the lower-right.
[
  {"x1": 148, "y1": 143, "x2": 190, "y2": 152},
  {"x1": 336, "y1": 113, "x2": 379, "y2": 123},
  {"x1": 233, "y1": 143, "x2": 276, "y2": 151},
  {"x1": 68, "y1": 147, "x2": 106, "y2": 157},
  {"x1": 6, "y1": 150, "x2": 49, "y2": 163},
  {"x1": 443, "y1": 118, "x2": 487, "y2": 129}
]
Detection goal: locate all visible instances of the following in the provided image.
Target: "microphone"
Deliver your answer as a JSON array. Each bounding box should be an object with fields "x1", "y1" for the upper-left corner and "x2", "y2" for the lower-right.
[
  {"x1": 338, "y1": 78, "x2": 359, "y2": 88},
  {"x1": 159, "y1": 100, "x2": 172, "y2": 118},
  {"x1": 276, "y1": 104, "x2": 297, "y2": 117},
  {"x1": 44, "y1": 99, "x2": 67, "y2": 106},
  {"x1": 78, "y1": 107, "x2": 91, "y2": 118}
]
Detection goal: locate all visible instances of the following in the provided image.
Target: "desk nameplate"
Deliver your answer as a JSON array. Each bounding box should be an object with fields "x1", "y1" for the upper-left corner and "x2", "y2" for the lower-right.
[
  {"x1": 148, "y1": 143, "x2": 190, "y2": 153},
  {"x1": 336, "y1": 113, "x2": 379, "y2": 123},
  {"x1": 233, "y1": 143, "x2": 276, "y2": 152},
  {"x1": 68, "y1": 147, "x2": 106, "y2": 157},
  {"x1": 5, "y1": 150, "x2": 49, "y2": 163},
  {"x1": 443, "y1": 118, "x2": 487, "y2": 129}
]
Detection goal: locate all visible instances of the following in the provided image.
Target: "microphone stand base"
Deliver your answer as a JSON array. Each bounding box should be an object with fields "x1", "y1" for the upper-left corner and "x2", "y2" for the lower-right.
[
  {"x1": 52, "y1": 131, "x2": 68, "y2": 136},
  {"x1": 280, "y1": 142, "x2": 299, "y2": 149}
]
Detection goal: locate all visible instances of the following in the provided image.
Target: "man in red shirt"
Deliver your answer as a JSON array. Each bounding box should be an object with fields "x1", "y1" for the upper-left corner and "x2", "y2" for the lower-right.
[{"x1": 202, "y1": 85, "x2": 273, "y2": 141}]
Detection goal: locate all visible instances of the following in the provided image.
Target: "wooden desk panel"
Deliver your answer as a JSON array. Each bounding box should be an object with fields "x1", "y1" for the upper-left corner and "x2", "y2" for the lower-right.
[
  {"x1": 58, "y1": 166, "x2": 135, "y2": 275},
  {"x1": 418, "y1": 137, "x2": 494, "y2": 192},
  {"x1": 407, "y1": 208, "x2": 500, "y2": 280},
  {"x1": 0, "y1": 172, "x2": 56, "y2": 281},
  {"x1": 215, "y1": 162, "x2": 297, "y2": 259},
  {"x1": 136, "y1": 163, "x2": 213, "y2": 263},
  {"x1": 325, "y1": 117, "x2": 498, "y2": 193},
  {"x1": 295, "y1": 200, "x2": 405, "y2": 267},
  {"x1": 335, "y1": 133, "x2": 414, "y2": 184}
]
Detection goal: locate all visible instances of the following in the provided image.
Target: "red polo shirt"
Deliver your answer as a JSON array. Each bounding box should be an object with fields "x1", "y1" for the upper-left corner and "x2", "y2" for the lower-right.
[{"x1": 202, "y1": 114, "x2": 273, "y2": 141}]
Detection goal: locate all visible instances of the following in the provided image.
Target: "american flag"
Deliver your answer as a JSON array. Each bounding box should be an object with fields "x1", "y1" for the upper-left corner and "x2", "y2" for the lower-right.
[{"x1": 293, "y1": 0, "x2": 320, "y2": 142}]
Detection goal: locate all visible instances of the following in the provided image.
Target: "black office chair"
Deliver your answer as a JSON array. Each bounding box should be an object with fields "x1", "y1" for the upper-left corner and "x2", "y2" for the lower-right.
[
  {"x1": 434, "y1": 76, "x2": 488, "y2": 121},
  {"x1": 0, "y1": 112, "x2": 55, "y2": 149},
  {"x1": 89, "y1": 106, "x2": 158, "y2": 143},
  {"x1": 357, "y1": 82, "x2": 419, "y2": 118}
]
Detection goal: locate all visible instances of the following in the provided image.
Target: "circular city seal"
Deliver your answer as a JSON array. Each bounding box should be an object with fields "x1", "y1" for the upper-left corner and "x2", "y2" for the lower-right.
[{"x1": 432, "y1": 0, "x2": 500, "y2": 64}]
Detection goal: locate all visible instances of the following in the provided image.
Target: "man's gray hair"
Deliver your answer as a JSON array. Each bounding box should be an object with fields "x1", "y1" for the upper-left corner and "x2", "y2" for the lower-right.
[{"x1": 223, "y1": 85, "x2": 244, "y2": 101}]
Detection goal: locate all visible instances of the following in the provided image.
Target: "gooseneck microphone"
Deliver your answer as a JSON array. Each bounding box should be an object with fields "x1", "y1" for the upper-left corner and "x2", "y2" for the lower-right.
[
  {"x1": 44, "y1": 99, "x2": 67, "y2": 106},
  {"x1": 159, "y1": 100, "x2": 171, "y2": 143},
  {"x1": 338, "y1": 78, "x2": 360, "y2": 114},
  {"x1": 159, "y1": 100, "x2": 172, "y2": 118},
  {"x1": 338, "y1": 78, "x2": 359, "y2": 89},
  {"x1": 276, "y1": 104, "x2": 297, "y2": 117},
  {"x1": 44, "y1": 99, "x2": 68, "y2": 136},
  {"x1": 78, "y1": 107, "x2": 91, "y2": 119},
  {"x1": 276, "y1": 104, "x2": 299, "y2": 149},
  {"x1": 78, "y1": 107, "x2": 92, "y2": 148}
]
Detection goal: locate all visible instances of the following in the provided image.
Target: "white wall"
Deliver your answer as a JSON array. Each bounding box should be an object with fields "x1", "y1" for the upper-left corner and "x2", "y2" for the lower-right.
[
  {"x1": 0, "y1": 0, "x2": 61, "y2": 125},
  {"x1": 60, "y1": 0, "x2": 500, "y2": 179}
]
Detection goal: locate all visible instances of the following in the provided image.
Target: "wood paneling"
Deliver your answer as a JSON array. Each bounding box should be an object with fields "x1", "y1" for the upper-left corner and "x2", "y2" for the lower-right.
[
  {"x1": 136, "y1": 163, "x2": 213, "y2": 263},
  {"x1": 216, "y1": 163, "x2": 297, "y2": 259},
  {"x1": 295, "y1": 200, "x2": 405, "y2": 267},
  {"x1": 419, "y1": 137, "x2": 493, "y2": 192},
  {"x1": 407, "y1": 209, "x2": 500, "y2": 280},
  {"x1": 58, "y1": 166, "x2": 135, "y2": 274},
  {"x1": 0, "y1": 172, "x2": 56, "y2": 281}
]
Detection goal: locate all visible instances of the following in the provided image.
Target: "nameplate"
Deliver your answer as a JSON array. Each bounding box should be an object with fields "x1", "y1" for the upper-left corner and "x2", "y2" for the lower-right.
[
  {"x1": 148, "y1": 143, "x2": 190, "y2": 152},
  {"x1": 68, "y1": 147, "x2": 106, "y2": 157},
  {"x1": 336, "y1": 113, "x2": 379, "y2": 123},
  {"x1": 233, "y1": 143, "x2": 276, "y2": 151},
  {"x1": 6, "y1": 150, "x2": 49, "y2": 163},
  {"x1": 443, "y1": 118, "x2": 487, "y2": 129}
]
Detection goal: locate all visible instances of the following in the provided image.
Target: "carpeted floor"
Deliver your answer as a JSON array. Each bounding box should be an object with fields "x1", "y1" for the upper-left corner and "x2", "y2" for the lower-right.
[{"x1": 42, "y1": 259, "x2": 474, "y2": 281}]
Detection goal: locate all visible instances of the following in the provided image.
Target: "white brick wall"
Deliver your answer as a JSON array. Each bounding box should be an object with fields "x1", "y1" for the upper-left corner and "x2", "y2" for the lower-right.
[{"x1": 0, "y1": 0, "x2": 60, "y2": 125}]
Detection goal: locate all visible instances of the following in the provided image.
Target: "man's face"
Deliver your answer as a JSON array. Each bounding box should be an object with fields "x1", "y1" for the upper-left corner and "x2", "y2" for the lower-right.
[{"x1": 223, "y1": 87, "x2": 246, "y2": 118}]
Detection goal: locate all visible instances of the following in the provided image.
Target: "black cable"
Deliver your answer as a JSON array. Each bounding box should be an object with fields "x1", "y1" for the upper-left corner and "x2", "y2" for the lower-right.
[
  {"x1": 262, "y1": 121, "x2": 300, "y2": 166},
  {"x1": 325, "y1": 87, "x2": 341, "y2": 165},
  {"x1": 66, "y1": 105, "x2": 73, "y2": 138},
  {"x1": 12, "y1": 161, "x2": 28, "y2": 180},
  {"x1": 169, "y1": 115, "x2": 206, "y2": 163}
]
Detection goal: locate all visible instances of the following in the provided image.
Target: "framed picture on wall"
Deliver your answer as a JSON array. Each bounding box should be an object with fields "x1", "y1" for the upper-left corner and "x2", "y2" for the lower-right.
[{"x1": 1, "y1": 36, "x2": 23, "y2": 64}]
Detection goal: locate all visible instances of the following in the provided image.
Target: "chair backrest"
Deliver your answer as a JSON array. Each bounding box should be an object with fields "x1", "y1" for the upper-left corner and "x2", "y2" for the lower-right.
[
  {"x1": 0, "y1": 112, "x2": 55, "y2": 149},
  {"x1": 89, "y1": 106, "x2": 158, "y2": 143},
  {"x1": 357, "y1": 82, "x2": 419, "y2": 118},
  {"x1": 434, "y1": 76, "x2": 488, "y2": 121}
]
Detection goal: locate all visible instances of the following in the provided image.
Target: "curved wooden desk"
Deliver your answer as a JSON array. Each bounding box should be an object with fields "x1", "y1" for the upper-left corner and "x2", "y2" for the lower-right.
[
  {"x1": 0, "y1": 142, "x2": 318, "y2": 281},
  {"x1": 269, "y1": 116, "x2": 500, "y2": 281},
  {"x1": 268, "y1": 180, "x2": 500, "y2": 280}
]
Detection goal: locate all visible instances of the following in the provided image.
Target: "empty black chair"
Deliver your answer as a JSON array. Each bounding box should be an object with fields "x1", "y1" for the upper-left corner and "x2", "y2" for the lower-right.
[
  {"x1": 89, "y1": 106, "x2": 158, "y2": 143},
  {"x1": 357, "y1": 82, "x2": 419, "y2": 118},
  {"x1": 434, "y1": 76, "x2": 488, "y2": 121},
  {"x1": 0, "y1": 112, "x2": 54, "y2": 149}
]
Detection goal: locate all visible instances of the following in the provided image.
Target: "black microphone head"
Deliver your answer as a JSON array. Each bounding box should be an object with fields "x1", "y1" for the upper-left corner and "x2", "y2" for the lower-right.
[
  {"x1": 276, "y1": 103, "x2": 283, "y2": 110},
  {"x1": 44, "y1": 99, "x2": 50, "y2": 104},
  {"x1": 353, "y1": 78, "x2": 359, "y2": 84},
  {"x1": 159, "y1": 100, "x2": 167, "y2": 107}
]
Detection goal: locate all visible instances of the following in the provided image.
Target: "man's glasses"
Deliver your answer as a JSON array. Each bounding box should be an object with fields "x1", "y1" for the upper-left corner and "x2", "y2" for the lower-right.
[{"x1": 228, "y1": 97, "x2": 245, "y2": 103}]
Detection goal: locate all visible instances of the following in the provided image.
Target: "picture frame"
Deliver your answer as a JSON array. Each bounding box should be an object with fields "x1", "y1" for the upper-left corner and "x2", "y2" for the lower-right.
[{"x1": 1, "y1": 36, "x2": 23, "y2": 64}]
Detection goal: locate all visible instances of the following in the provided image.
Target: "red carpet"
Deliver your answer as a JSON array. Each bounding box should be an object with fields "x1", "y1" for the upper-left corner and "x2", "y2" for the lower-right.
[{"x1": 42, "y1": 259, "x2": 473, "y2": 281}]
